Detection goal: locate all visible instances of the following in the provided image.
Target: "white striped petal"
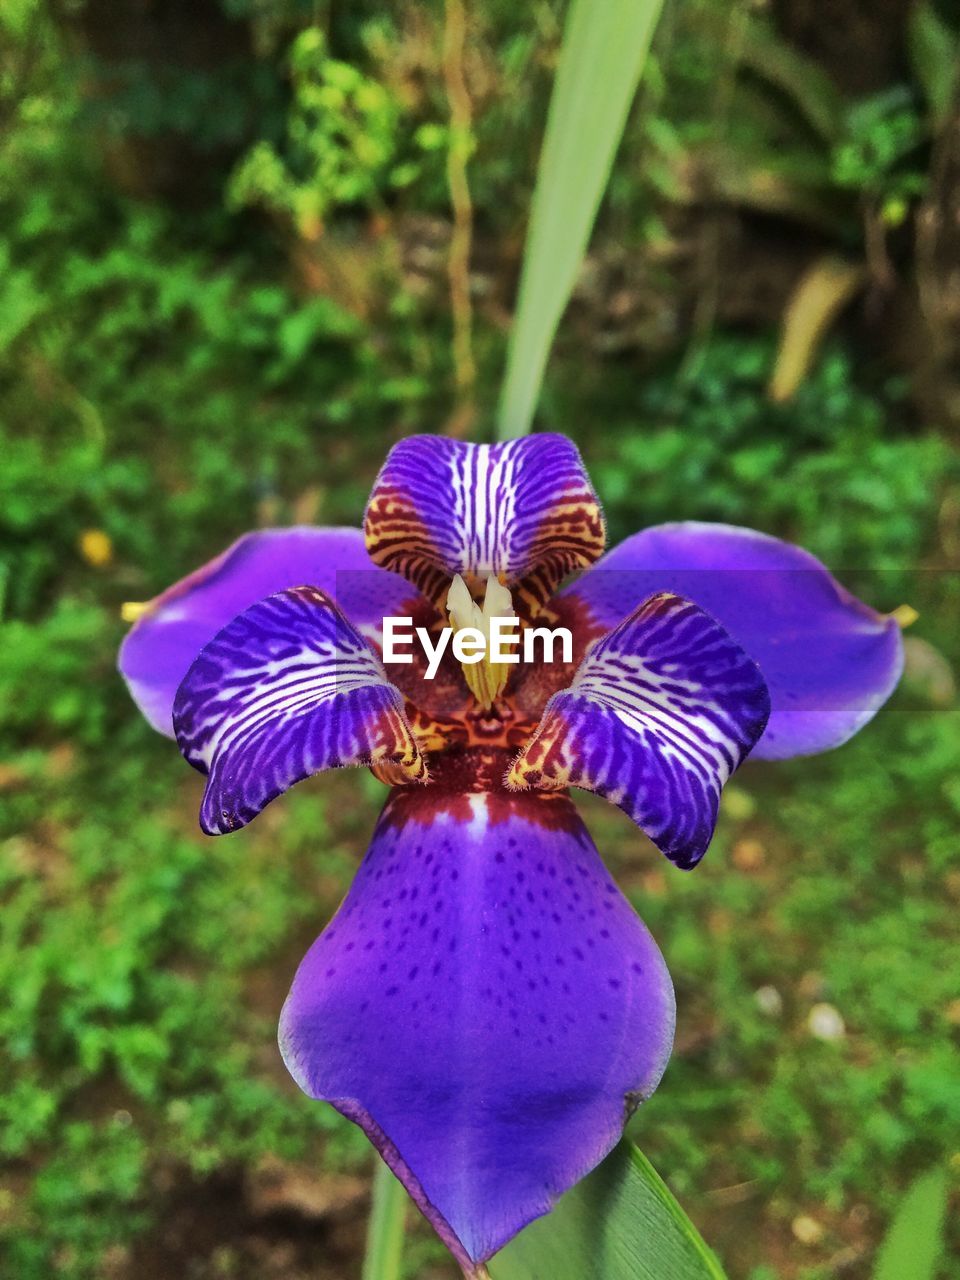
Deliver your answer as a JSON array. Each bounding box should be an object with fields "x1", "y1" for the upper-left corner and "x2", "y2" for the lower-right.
[
  {"x1": 174, "y1": 586, "x2": 424, "y2": 835},
  {"x1": 364, "y1": 434, "x2": 605, "y2": 612},
  {"x1": 509, "y1": 593, "x2": 770, "y2": 868}
]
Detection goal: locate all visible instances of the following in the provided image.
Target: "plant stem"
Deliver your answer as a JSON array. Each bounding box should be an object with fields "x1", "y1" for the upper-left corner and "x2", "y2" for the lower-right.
[
  {"x1": 362, "y1": 1158, "x2": 407, "y2": 1280},
  {"x1": 443, "y1": 0, "x2": 476, "y2": 424}
]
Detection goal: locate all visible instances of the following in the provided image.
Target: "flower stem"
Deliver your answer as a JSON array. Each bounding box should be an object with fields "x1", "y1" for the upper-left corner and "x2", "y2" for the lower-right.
[{"x1": 362, "y1": 1158, "x2": 407, "y2": 1280}]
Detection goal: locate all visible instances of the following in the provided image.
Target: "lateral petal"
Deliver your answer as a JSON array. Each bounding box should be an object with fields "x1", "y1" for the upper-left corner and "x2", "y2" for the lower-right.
[
  {"x1": 510, "y1": 593, "x2": 770, "y2": 868},
  {"x1": 562, "y1": 522, "x2": 902, "y2": 759},
  {"x1": 174, "y1": 586, "x2": 423, "y2": 834},
  {"x1": 120, "y1": 527, "x2": 422, "y2": 736}
]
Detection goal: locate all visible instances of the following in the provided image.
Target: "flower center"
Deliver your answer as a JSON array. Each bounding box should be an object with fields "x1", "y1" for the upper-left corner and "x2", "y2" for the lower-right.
[{"x1": 446, "y1": 573, "x2": 516, "y2": 711}]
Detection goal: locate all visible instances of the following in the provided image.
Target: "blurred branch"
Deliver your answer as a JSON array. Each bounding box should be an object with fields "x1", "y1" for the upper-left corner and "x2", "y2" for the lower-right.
[
  {"x1": 915, "y1": 81, "x2": 960, "y2": 427},
  {"x1": 697, "y1": 146, "x2": 847, "y2": 235},
  {"x1": 0, "y1": 7, "x2": 45, "y2": 142},
  {"x1": 680, "y1": 0, "x2": 750, "y2": 382},
  {"x1": 442, "y1": 0, "x2": 476, "y2": 429}
]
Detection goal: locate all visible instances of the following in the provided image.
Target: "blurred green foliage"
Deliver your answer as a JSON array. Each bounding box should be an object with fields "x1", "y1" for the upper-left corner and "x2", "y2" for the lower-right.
[
  {"x1": 633, "y1": 0, "x2": 959, "y2": 247},
  {"x1": 830, "y1": 87, "x2": 927, "y2": 217},
  {"x1": 568, "y1": 339, "x2": 955, "y2": 592},
  {"x1": 228, "y1": 26, "x2": 447, "y2": 235},
  {"x1": 1, "y1": 0, "x2": 958, "y2": 1277}
]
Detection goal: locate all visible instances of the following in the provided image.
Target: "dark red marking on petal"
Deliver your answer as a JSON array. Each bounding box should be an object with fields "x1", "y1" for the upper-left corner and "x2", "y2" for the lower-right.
[
  {"x1": 364, "y1": 436, "x2": 605, "y2": 615},
  {"x1": 379, "y1": 749, "x2": 577, "y2": 834}
]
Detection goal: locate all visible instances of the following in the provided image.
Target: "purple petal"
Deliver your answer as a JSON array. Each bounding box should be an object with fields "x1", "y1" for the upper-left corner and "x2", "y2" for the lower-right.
[
  {"x1": 364, "y1": 434, "x2": 605, "y2": 610},
  {"x1": 119, "y1": 527, "x2": 421, "y2": 737},
  {"x1": 562, "y1": 522, "x2": 903, "y2": 759},
  {"x1": 174, "y1": 586, "x2": 424, "y2": 835},
  {"x1": 510, "y1": 593, "x2": 770, "y2": 869},
  {"x1": 279, "y1": 787, "x2": 674, "y2": 1266}
]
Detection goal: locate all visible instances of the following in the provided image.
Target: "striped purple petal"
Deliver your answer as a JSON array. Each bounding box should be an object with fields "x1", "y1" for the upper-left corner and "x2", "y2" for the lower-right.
[
  {"x1": 364, "y1": 434, "x2": 605, "y2": 611},
  {"x1": 561, "y1": 522, "x2": 903, "y2": 759},
  {"x1": 119, "y1": 527, "x2": 421, "y2": 737},
  {"x1": 173, "y1": 586, "x2": 424, "y2": 835},
  {"x1": 509, "y1": 593, "x2": 770, "y2": 869},
  {"x1": 279, "y1": 786, "x2": 674, "y2": 1267}
]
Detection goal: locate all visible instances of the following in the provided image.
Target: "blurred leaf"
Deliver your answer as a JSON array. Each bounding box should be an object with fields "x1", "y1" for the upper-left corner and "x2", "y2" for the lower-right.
[
  {"x1": 872, "y1": 1166, "x2": 948, "y2": 1280},
  {"x1": 489, "y1": 1141, "x2": 726, "y2": 1280},
  {"x1": 699, "y1": 141, "x2": 845, "y2": 233},
  {"x1": 736, "y1": 16, "x2": 845, "y2": 143},
  {"x1": 831, "y1": 86, "x2": 927, "y2": 205},
  {"x1": 908, "y1": 3, "x2": 960, "y2": 129},
  {"x1": 497, "y1": 0, "x2": 665, "y2": 438},
  {"x1": 0, "y1": 0, "x2": 42, "y2": 41},
  {"x1": 769, "y1": 256, "x2": 865, "y2": 403}
]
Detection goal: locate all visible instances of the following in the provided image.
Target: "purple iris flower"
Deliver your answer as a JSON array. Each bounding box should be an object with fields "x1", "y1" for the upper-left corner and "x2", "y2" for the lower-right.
[{"x1": 119, "y1": 433, "x2": 902, "y2": 1274}]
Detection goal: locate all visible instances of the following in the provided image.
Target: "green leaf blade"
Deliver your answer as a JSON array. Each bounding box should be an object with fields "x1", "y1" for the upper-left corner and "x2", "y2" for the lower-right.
[
  {"x1": 872, "y1": 1167, "x2": 949, "y2": 1280},
  {"x1": 489, "y1": 1141, "x2": 726, "y2": 1280},
  {"x1": 497, "y1": 0, "x2": 666, "y2": 440},
  {"x1": 908, "y1": 2, "x2": 960, "y2": 129}
]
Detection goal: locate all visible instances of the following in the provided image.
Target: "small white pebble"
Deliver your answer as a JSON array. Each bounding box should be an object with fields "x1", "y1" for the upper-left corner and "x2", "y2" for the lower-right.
[
  {"x1": 808, "y1": 1002, "x2": 845, "y2": 1041},
  {"x1": 791, "y1": 1214, "x2": 824, "y2": 1245},
  {"x1": 755, "y1": 985, "x2": 783, "y2": 1017}
]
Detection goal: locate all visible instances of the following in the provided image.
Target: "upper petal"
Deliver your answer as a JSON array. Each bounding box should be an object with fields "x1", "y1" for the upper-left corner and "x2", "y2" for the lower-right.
[
  {"x1": 562, "y1": 521, "x2": 903, "y2": 760},
  {"x1": 510, "y1": 593, "x2": 770, "y2": 869},
  {"x1": 174, "y1": 586, "x2": 423, "y2": 834},
  {"x1": 279, "y1": 787, "x2": 674, "y2": 1266},
  {"x1": 119, "y1": 527, "x2": 421, "y2": 737},
  {"x1": 364, "y1": 434, "x2": 605, "y2": 611}
]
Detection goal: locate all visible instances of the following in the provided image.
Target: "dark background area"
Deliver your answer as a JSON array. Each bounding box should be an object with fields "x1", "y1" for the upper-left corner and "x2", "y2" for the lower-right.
[{"x1": 1, "y1": 1, "x2": 958, "y2": 1277}]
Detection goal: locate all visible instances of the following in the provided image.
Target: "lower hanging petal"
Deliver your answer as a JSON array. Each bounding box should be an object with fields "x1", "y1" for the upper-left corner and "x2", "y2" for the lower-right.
[
  {"x1": 561, "y1": 522, "x2": 903, "y2": 759},
  {"x1": 174, "y1": 587, "x2": 423, "y2": 835},
  {"x1": 119, "y1": 526, "x2": 422, "y2": 737},
  {"x1": 279, "y1": 788, "x2": 674, "y2": 1267},
  {"x1": 509, "y1": 593, "x2": 770, "y2": 869}
]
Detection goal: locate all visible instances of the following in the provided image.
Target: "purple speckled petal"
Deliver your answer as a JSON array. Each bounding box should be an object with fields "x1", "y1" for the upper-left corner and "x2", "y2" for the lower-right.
[
  {"x1": 510, "y1": 593, "x2": 770, "y2": 869},
  {"x1": 174, "y1": 587, "x2": 424, "y2": 835},
  {"x1": 562, "y1": 522, "x2": 903, "y2": 759},
  {"x1": 119, "y1": 527, "x2": 422, "y2": 737},
  {"x1": 364, "y1": 434, "x2": 605, "y2": 610},
  {"x1": 279, "y1": 787, "x2": 674, "y2": 1267}
]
